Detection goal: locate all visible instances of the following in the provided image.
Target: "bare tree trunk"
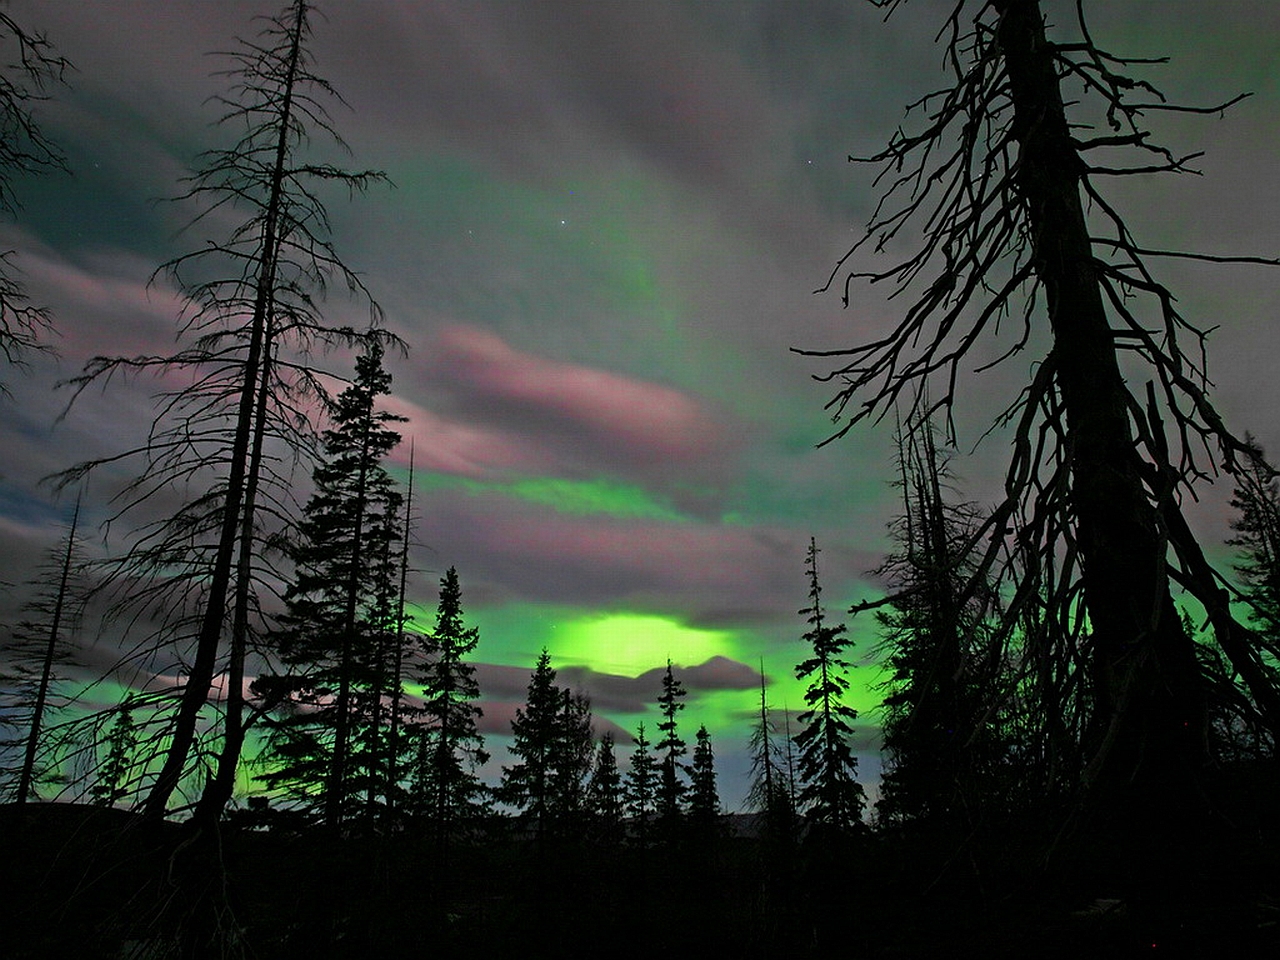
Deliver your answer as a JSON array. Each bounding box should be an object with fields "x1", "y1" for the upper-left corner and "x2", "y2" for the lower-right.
[
  {"x1": 994, "y1": 0, "x2": 1207, "y2": 815},
  {"x1": 16, "y1": 496, "x2": 79, "y2": 804},
  {"x1": 142, "y1": 6, "x2": 303, "y2": 822},
  {"x1": 193, "y1": 315, "x2": 277, "y2": 827}
]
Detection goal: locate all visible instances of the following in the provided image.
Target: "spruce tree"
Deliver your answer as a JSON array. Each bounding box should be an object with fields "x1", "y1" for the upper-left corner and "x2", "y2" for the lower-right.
[
  {"x1": 549, "y1": 689, "x2": 594, "y2": 832},
  {"x1": 414, "y1": 566, "x2": 489, "y2": 842},
  {"x1": 499, "y1": 649, "x2": 593, "y2": 839},
  {"x1": 654, "y1": 659, "x2": 688, "y2": 829},
  {"x1": 586, "y1": 731, "x2": 624, "y2": 843},
  {"x1": 689, "y1": 724, "x2": 720, "y2": 836},
  {"x1": 498, "y1": 649, "x2": 561, "y2": 838},
  {"x1": 624, "y1": 723, "x2": 656, "y2": 846},
  {"x1": 1215, "y1": 439, "x2": 1280, "y2": 758},
  {"x1": 874, "y1": 416, "x2": 1004, "y2": 825},
  {"x1": 90, "y1": 703, "x2": 137, "y2": 808},
  {"x1": 1229, "y1": 440, "x2": 1280, "y2": 648},
  {"x1": 256, "y1": 344, "x2": 405, "y2": 825},
  {"x1": 793, "y1": 539, "x2": 865, "y2": 836},
  {"x1": 384, "y1": 444, "x2": 418, "y2": 817}
]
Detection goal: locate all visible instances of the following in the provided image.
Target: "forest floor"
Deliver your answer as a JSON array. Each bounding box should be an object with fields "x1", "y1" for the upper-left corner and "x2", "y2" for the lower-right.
[{"x1": 3, "y1": 781, "x2": 1279, "y2": 959}]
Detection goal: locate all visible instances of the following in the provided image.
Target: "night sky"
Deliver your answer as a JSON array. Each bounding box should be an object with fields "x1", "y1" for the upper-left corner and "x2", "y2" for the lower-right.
[{"x1": 2, "y1": 0, "x2": 1278, "y2": 810}]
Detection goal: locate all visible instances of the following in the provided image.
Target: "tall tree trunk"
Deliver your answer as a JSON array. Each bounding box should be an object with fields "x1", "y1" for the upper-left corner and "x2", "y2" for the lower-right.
[
  {"x1": 142, "y1": 5, "x2": 303, "y2": 822},
  {"x1": 193, "y1": 314, "x2": 277, "y2": 827},
  {"x1": 16, "y1": 496, "x2": 79, "y2": 804},
  {"x1": 994, "y1": 0, "x2": 1207, "y2": 817}
]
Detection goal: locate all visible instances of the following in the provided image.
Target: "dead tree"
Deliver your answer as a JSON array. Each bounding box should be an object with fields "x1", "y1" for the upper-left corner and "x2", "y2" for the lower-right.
[
  {"x1": 56, "y1": 0, "x2": 397, "y2": 824},
  {"x1": 2, "y1": 497, "x2": 86, "y2": 802},
  {"x1": 0, "y1": 9, "x2": 69, "y2": 395},
  {"x1": 803, "y1": 0, "x2": 1280, "y2": 822}
]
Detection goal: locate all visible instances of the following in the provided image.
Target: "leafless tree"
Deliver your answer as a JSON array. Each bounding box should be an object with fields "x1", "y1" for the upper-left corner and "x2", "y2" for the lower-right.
[
  {"x1": 0, "y1": 6, "x2": 69, "y2": 395},
  {"x1": 803, "y1": 0, "x2": 1280, "y2": 822},
  {"x1": 1, "y1": 496, "x2": 86, "y2": 802},
  {"x1": 55, "y1": 0, "x2": 398, "y2": 825}
]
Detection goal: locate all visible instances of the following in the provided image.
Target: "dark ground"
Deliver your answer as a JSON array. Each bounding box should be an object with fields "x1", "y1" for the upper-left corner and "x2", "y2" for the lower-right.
[{"x1": 3, "y1": 771, "x2": 1278, "y2": 959}]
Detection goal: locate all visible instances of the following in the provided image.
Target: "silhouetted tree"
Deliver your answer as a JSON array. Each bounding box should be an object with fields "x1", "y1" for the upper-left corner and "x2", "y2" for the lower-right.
[
  {"x1": 90, "y1": 701, "x2": 137, "y2": 807},
  {"x1": 654, "y1": 659, "x2": 688, "y2": 831},
  {"x1": 1207, "y1": 439, "x2": 1280, "y2": 759},
  {"x1": 1230, "y1": 440, "x2": 1280, "y2": 652},
  {"x1": 0, "y1": 8, "x2": 68, "y2": 394},
  {"x1": 2, "y1": 497, "x2": 86, "y2": 803},
  {"x1": 625, "y1": 722, "x2": 656, "y2": 846},
  {"x1": 586, "y1": 731, "x2": 624, "y2": 842},
  {"x1": 413, "y1": 567, "x2": 489, "y2": 841},
  {"x1": 56, "y1": 0, "x2": 396, "y2": 825},
  {"x1": 874, "y1": 415, "x2": 1005, "y2": 826},
  {"x1": 549, "y1": 688, "x2": 594, "y2": 832},
  {"x1": 383, "y1": 442, "x2": 418, "y2": 817},
  {"x1": 255, "y1": 345, "x2": 405, "y2": 825},
  {"x1": 793, "y1": 539, "x2": 864, "y2": 835},
  {"x1": 499, "y1": 649, "x2": 560, "y2": 838},
  {"x1": 746, "y1": 666, "x2": 796, "y2": 844},
  {"x1": 804, "y1": 0, "x2": 1280, "y2": 821},
  {"x1": 499, "y1": 649, "x2": 593, "y2": 839},
  {"x1": 357, "y1": 497, "x2": 409, "y2": 821},
  {"x1": 689, "y1": 724, "x2": 721, "y2": 836}
]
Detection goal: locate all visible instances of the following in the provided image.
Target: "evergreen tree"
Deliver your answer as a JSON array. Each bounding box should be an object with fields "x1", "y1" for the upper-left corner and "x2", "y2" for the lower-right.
[
  {"x1": 549, "y1": 689, "x2": 594, "y2": 832},
  {"x1": 414, "y1": 566, "x2": 489, "y2": 841},
  {"x1": 498, "y1": 649, "x2": 561, "y2": 838},
  {"x1": 624, "y1": 723, "x2": 656, "y2": 846},
  {"x1": 586, "y1": 731, "x2": 624, "y2": 842},
  {"x1": 384, "y1": 443, "x2": 418, "y2": 818},
  {"x1": 256, "y1": 345, "x2": 405, "y2": 825},
  {"x1": 689, "y1": 724, "x2": 720, "y2": 836},
  {"x1": 793, "y1": 539, "x2": 865, "y2": 835},
  {"x1": 654, "y1": 659, "x2": 688, "y2": 829},
  {"x1": 499, "y1": 649, "x2": 593, "y2": 839},
  {"x1": 1212, "y1": 438, "x2": 1280, "y2": 759},
  {"x1": 1229, "y1": 439, "x2": 1280, "y2": 648},
  {"x1": 90, "y1": 703, "x2": 136, "y2": 808}
]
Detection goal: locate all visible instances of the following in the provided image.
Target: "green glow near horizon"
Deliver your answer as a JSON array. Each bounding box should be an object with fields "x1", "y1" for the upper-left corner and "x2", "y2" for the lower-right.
[
  {"x1": 406, "y1": 600, "x2": 742, "y2": 678},
  {"x1": 413, "y1": 471, "x2": 689, "y2": 522},
  {"x1": 549, "y1": 612, "x2": 730, "y2": 678},
  {"x1": 401, "y1": 587, "x2": 885, "y2": 792}
]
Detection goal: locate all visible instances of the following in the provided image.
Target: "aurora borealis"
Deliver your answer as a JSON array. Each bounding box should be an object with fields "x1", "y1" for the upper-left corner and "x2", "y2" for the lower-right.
[{"x1": 1, "y1": 0, "x2": 1278, "y2": 810}]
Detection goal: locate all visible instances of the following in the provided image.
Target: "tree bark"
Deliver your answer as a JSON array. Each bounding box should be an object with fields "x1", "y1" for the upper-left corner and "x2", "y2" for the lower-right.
[{"x1": 994, "y1": 0, "x2": 1207, "y2": 818}]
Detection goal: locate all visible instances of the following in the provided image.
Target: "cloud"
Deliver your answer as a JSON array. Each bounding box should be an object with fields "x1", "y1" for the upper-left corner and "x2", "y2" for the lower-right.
[
  {"x1": 579, "y1": 657, "x2": 762, "y2": 711},
  {"x1": 424, "y1": 324, "x2": 738, "y2": 474},
  {"x1": 418, "y1": 493, "x2": 796, "y2": 615},
  {"x1": 383, "y1": 394, "x2": 560, "y2": 478}
]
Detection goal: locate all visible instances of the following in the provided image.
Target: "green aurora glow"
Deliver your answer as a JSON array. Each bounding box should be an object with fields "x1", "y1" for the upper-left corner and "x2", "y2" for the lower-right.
[{"x1": 413, "y1": 471, "x2": 690, "y2": 523}]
